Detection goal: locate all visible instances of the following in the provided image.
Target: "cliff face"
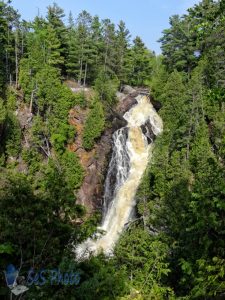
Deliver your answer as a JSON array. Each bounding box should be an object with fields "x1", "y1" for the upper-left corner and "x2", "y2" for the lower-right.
[{"x1": 69, "y1": 88, "x2": 139, "y2": 213}]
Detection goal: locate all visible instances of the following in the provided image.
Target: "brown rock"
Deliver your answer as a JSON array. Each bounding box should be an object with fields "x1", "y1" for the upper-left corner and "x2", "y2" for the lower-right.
[
  {"x1": 116, "y1": 95, "x2": 138, "y2": 115},
  {"x1": 121, "y1": 85, "x2": 136, "y2": 94}
]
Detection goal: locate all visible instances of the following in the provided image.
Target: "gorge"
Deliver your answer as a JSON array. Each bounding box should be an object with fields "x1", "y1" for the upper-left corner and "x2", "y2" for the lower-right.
[{"x1": 75, "y1": 94, "x2": 163, "y2": 260}]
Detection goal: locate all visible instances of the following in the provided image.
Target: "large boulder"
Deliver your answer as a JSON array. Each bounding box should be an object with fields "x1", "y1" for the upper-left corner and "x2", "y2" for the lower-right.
[
  {"x1": 121, "y1": 85, "x2": 136, "y2": 95},
  {"x1": 116, "y1": 95, "x2": 137, "y2": 115},
  {"x1": 116, "y1": 91, "x2": 126, "y2": 102}
]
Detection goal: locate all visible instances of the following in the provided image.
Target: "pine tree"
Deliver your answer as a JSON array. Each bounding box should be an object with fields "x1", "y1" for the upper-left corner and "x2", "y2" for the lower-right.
[
  {"x1": 47, "y1": 3, "x2": 67, "y2": 73},
  {"x1": 115, "y1": 20, "x2": 130, "y2": 84},
  {"x1": 127, "y1": 36, "x2": 154, "y2": 86},
  {"x1": 159, "y1": 15, "x2": 198, "y2": 76},
  {"x1": 101, "y1": 19, "x2": 117, "y2": 75},
  {"x1": 66, "y1": 27, "x2": 79, "y2": 79},
  {"x1": 46, "y1": 24, "x2": 64, "y2": 69}
]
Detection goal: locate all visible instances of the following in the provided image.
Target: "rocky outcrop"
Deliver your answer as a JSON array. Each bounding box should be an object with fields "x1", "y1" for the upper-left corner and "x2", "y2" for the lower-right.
[
  {"x1": 122, "y1": 85, "x2": 136, "y2": 95},
  {"x1": 69, "y1": 104, "x2": 113, "y2": 212},
  {"x1": 75, "y1": 128, "x2": 113, "y2": 212},
  {"x1": 141, "y1": 120, "x2": 156, "y2": 144},
  {"x1": 116, "y1": 94, "x2": 137, "y2": 115},
  {"x1": 16, "y1": 105, "x2": 33, "y2": 130},
  {"x1": 150, "y1": 97, "x2": 162, "y2": 112},
  {"x1": 116, "y1": 91, "x2": 126, "y2": 102}
]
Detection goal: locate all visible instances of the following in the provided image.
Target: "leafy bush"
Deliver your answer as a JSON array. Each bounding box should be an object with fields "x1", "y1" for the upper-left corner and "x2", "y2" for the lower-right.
[
  {"x1": 5, "y1": 113, "x2": 21, "y2": 158},
  {"x1": 82, "y1": 99, "x2": 105, "y2": 150},
  {"x1": 74, "y1": 91, "x2": 87, "y2": 108},
  {"x1": 0, "y1": 98, "x2": 6, "y2": 124},
  {"x1": 94, "y1": 71, "x2": 119, "y2": 107},
  {"x1": 60, "y1": 150, "x2": 84, "y2": 190}
]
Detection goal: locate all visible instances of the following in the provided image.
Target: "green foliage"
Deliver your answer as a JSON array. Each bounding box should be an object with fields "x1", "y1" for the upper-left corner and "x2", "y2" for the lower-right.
[
  {"x1": 139, "y1": 67, "x2": 225, "y2": 297},
  {"x1": 191, "y1": 257, "x2": 225, "y2": 297},
  {"x1": 74, "y1": 91, "x2": 87, "y2": 108},
  {"x1": 94, "y1": 70, "x2": 119, "y2": 106},
  {"x1": 21, "y1": 148, "x2": 42, "y2": 175},
  {"x1": 50, "y1": 124, "x2": 75, "y2": 153},
  {"x1": 127, "y1": 36, "x2": 154, "y2": 86},
  {"x1": 133, "y1": 5, "x2": 225, "y2": 296},
  {"x1": 149, "y1": 55, "x2": 168, "y2": 100},
  {"x1": 159, "y1": 15, "x2": 198, "y2": 75},
  {"x1": 0, "y1": 243, "x2": 14, "y2": 254},
  {"x1": 0, "y1": 169, "x2": 81, "y2": 275},
  {"x1": 4, "y1": 113, "x2": 21, "y2": 158},
  {"x1": 6, "y1": 87, "x2": 17, "y2": 111},
  {"x1": 82, "y1": 98, "x2": 105, "y2": 150},
  {"x1": 45, "y1": 24, "x2": 64, "y2": 70},
  {"x1": 0, "y1": 97, "x2": 6, "y2": 124},
  {"x1": 21, "y1": 64, "x2": 78, "y2": 155},
  {"x1": 59, "y1": 150, "x2": 84, "y2": 190},
  {"x1": 115, "y1": 226, "x2": 174, "y2": 299},
  {"x1": 19, "y1": 58, "x2": 37, "y2": 103}
]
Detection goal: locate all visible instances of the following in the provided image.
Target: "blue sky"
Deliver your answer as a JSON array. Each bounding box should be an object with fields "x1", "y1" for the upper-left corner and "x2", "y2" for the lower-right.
[{"x1": 11, "y1": 0, "x2": 200, "y2": 54}]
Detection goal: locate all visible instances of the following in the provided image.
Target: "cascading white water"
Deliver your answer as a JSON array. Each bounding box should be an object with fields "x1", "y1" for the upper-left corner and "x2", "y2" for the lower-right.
[
  {"x1": 75, "y1": 95, "x2": 163, "y2": 260},
  {"x1": 102, "y1": 127, "x2": 130, "y2": 219}
]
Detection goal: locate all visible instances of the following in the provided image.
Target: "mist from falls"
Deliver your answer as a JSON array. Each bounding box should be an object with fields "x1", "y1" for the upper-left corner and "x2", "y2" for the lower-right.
[{"x1": 75, "y1": 95, "x2": 163, "y2": 260}]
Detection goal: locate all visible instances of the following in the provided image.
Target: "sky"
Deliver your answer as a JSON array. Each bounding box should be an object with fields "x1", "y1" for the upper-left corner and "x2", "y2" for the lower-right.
[{"x1": 11, "y1": 0, "x2": 200, "y2": 54}]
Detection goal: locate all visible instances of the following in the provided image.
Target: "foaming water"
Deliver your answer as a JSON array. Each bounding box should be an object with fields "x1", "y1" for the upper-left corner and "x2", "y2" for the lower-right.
[{"x1": 75, "y1": 95, "x2": 163, "y2": 260}]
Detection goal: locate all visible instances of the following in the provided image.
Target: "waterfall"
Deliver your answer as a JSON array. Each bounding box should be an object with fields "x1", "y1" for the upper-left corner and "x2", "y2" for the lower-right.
[
  {"x1": 75, "y1": 95, "x2": 163, "y2": 260},
  {"x1": 102, "y1": 127, "x2": 130, "y2": 219}
]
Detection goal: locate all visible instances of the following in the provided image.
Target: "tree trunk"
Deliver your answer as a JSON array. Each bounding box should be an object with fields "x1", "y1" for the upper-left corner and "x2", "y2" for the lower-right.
[
  {"x1": 104, "y1": 39, "x2": 109, "y2": 72},
  {"x1": 29, "y1": 83, "x2": 38, "y2": 113},
  {"x1": 83, "y1": 62, "x2": 87, "y2": 86},
  {"x1": 15, "y1": 31, "x2": 19, "y2": 89},
  {"x1": 78, "y1": 44, "x2": 84, "y2": 85}
]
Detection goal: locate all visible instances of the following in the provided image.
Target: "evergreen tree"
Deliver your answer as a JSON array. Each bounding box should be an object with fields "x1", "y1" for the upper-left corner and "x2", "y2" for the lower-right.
[
  {"x1": 101, "y1": 18, "x2": 117, "y2": 75},
  {"x1": 127, "y1": 36, "x2": 154, "y2": 86},
  {"x1": 47, "y1": 2, "x2": 67, "y2": 73},
  {"x1": 46, "y1": 24, "x2": 64, "y2": 69},
  {"x1": 159, "y1": 15, "x2": 198, "y2": 76},
  {"x1": 115, "y1": 20, "x2": 130, "y2": 84}
]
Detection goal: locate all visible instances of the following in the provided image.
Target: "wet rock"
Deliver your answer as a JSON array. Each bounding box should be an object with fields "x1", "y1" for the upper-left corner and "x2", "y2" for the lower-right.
[
  {"x1": 121, "y1": 85, "x2": 136, "y2": 95},
  {"x1": 150, "y1": 97, "x2": 162, "y2": 112},
  {"x1": 116, "y1": 94, "x2": 138, "y2": 115},
  {"x1": 141, "y1": 120, "x2": 156, "y2": 144},
  {"x1": 112, "y1": 117, "x2": 127, "y2": 131},
  {"x1": 116, "y1": 91, "x2": 126, "y2": 102},
  {"x1": 137, "y1": 87, "x2": 150, "y2": 95}
]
